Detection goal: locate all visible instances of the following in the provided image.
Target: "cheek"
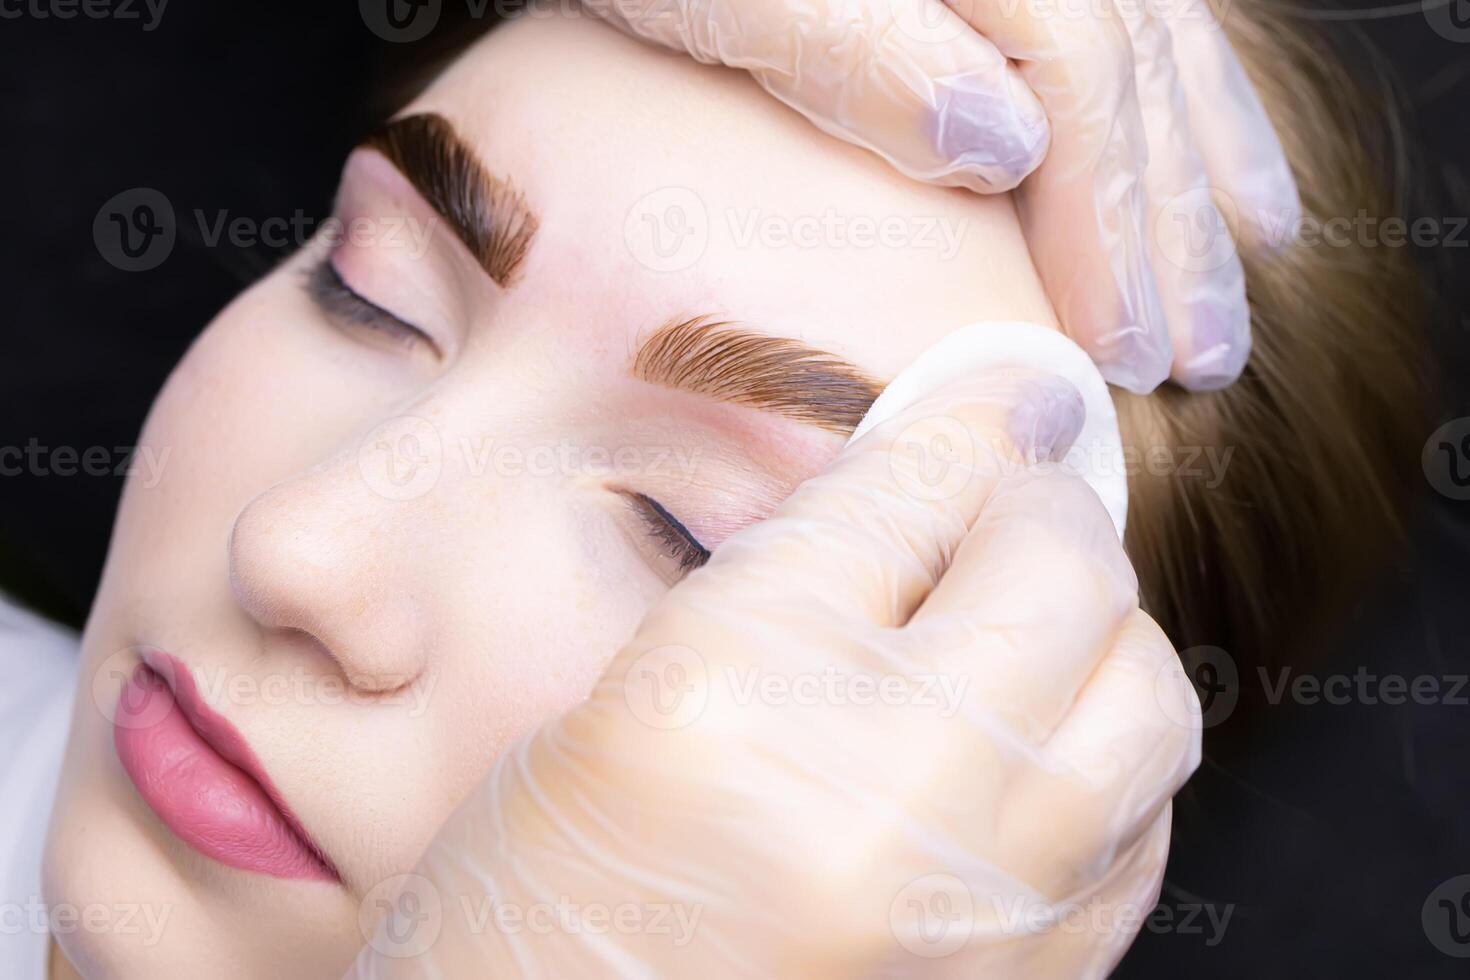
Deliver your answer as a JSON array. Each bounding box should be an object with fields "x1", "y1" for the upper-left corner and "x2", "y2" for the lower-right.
[
  {"x1": 103, "y1": 262, "x2": 412, "y2": 587},
  {"x1": 404, "y1": 493, "x2": 652, "y2": 834}
]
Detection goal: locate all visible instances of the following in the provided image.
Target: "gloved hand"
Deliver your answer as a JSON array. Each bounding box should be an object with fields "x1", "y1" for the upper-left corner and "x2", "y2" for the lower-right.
[
  {"x1": 350, "y1": 370, "x2": 1202, "y2": 978},
  {"x1": 583, "y1": 0, "x2": 1299, "y2": 393}
]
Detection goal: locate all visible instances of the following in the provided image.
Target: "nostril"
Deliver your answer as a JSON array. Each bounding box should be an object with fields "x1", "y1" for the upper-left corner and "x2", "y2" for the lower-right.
[
  {"x1": 226, "y1": 452, "x2": 435, "y2": 698},
  {"x1": 253, "y1": 622, "x2": 423, "y2": 702}
]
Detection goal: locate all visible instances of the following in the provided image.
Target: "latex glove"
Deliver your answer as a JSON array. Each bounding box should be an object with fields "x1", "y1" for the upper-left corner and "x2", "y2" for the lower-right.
[
  {"x1": 583, "y1": 0, "x2": 1299, "y2": 392},
  {"x1": 351, "y1": 370, "x2": 1202, "y2": 978}
]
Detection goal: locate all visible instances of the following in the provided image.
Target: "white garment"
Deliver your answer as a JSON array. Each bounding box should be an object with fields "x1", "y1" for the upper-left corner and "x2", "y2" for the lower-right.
[{"x1": 0, "y1": 594, "x2": 80, "y2": 980}]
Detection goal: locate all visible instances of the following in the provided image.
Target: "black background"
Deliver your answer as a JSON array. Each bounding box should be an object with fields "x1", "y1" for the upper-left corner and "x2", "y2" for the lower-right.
[{"x1": 1, "y1": 3, "x2": 1468, "y2": 977}]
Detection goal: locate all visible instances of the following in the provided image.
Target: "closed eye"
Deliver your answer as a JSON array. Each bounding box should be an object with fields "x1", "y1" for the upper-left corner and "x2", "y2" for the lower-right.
[
  {"x1": 624, "y1": 491, "x2": 710, "y2": 577},
  {"x1": 302, "y1": 257, "x2": 438, "y2": 354}
]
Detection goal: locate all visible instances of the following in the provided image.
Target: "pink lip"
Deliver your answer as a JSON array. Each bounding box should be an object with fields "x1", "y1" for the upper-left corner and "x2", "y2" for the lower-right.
[{"x1": 113, "y1": 651, "x2": 339, "y2": 883}]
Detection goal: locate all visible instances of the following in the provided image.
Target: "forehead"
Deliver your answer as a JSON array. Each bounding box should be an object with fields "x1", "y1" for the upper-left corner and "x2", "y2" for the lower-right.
[{"x1": 405, "y1": 13, "x2": 1054, "y2": 381}]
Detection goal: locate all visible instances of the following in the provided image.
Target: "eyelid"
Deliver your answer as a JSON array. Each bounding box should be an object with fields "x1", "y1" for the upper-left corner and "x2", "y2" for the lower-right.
[
  {"x1": 303, "y1": 256, "x2": 441, "y2": 356},
  {"x1": 620, "y1": 490, "x2": 710, "y2": 580}
]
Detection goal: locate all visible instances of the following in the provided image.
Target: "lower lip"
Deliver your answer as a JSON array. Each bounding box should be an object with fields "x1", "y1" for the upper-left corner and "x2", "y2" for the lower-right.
[{"x1": 113, "y1": 660, "x2": 337, "y2": 882}]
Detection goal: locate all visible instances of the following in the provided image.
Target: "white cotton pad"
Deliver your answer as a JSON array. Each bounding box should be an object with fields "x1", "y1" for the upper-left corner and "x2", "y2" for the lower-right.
[{"x1": 847, "y1": 321, "x2": 1128, "y2": 539}]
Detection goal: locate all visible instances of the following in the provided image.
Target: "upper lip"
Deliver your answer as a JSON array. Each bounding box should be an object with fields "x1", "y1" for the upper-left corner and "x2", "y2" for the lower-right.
[{"x1": 138, "y1": 648, "x2": 340, "y2": 882}]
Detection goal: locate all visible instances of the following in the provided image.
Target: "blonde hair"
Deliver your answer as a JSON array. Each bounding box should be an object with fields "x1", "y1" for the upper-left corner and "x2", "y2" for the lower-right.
[{"x1": 1116, "y1": 0, "x2": 1428, "y2": 670}]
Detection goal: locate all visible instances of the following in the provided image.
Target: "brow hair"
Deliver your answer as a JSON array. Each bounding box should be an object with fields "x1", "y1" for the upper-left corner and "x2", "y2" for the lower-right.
[
  {"x1": 633, "y1": 316, "x2": 883, "y2": 434},
  {"x1": 364, "y1": 112, "x2": 538, "y2": 286}
]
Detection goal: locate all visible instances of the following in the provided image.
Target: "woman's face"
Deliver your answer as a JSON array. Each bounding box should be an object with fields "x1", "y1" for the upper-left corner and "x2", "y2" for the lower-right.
[{"x1": 45, "y1": 12, "x2": 1055, "y2": 977}]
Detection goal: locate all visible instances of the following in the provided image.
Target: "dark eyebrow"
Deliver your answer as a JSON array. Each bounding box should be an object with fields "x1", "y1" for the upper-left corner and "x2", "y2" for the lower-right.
[
  {"x1": 633, "y1": 316, "x2": 884, "y2": 434},
  {"x1": 363, "y1": 112, "x2": 538, "y2": 287}
]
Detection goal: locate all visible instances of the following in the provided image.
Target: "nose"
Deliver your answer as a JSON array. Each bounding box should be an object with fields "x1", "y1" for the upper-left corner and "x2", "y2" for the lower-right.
[{"x1": 228, "y1": 419, "x2": 441, "y2": 693}]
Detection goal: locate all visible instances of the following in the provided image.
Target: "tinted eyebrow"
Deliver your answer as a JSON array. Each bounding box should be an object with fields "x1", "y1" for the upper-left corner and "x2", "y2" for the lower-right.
[
  {"x1": 363, "y1": 112, "x2": 538, "y2": 287},
  {"x1": 633, "y1": 316, "x2": 884, "y2": 434}
]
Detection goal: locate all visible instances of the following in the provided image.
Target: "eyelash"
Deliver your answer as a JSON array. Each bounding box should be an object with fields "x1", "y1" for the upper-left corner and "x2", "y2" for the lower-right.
[
  {"x1": 303, "y1": 257, "x2": 435, "y2": 351},
  {"x1": 627, "y1": 492, "x2": 710, "y2": 576},
  {"x1": 304, "y1": 256, "x2": 706, "y2": 577}
]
